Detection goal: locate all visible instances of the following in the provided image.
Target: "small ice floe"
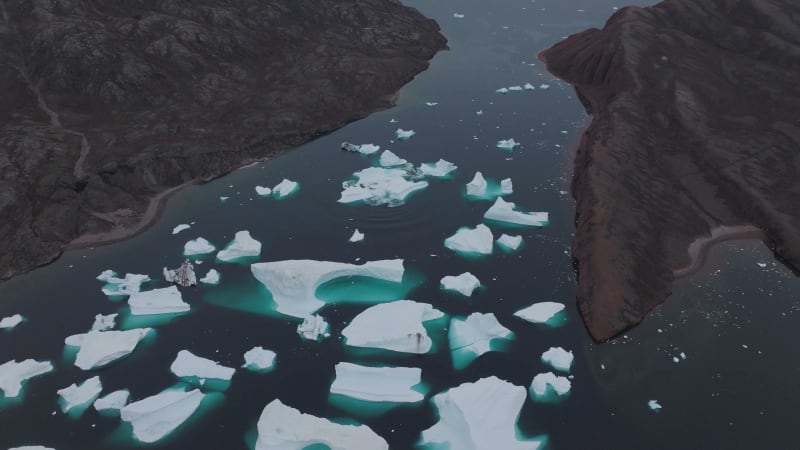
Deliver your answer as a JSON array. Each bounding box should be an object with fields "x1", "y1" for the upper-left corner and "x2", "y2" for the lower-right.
[
  {"x1": 419, "y1": 159, "x2": 457, "y2": 177},
  {"x1": 672, "y1": 356, "x2": 680, "y2": 363},
  {"x1": 484, "y1": 197, "x2": 548, "y2": 226},
  {"x1": 453, "y1": 13, "x2": 465, "y2": 18},
  {"x1": 539, "y1": 84, "x2": 551, "y2": 90},
  {"x1": 496, "y1": 87, "x2": 510, "y2": 94},
  {"x1": 680, "y1": 352, "x2": 687, "y2": 360},
  {"x1": 330, "y1": 362, "x2": 423, "y2": 403},
  {"x1": 8, "y1": 446, "x2": 55, "y2": 450},
  {"x1": 523, "y1": 83, "x2": 536, "y2": 90},
  {"x1": 94, "y1": 389, "x2": 130, "y2": 413},
  {"x1": 514, "y1": 302, "x2": 565, "y2": 324},
  {"x1": 128, "y1": 286, "x2": 190, "y2": 315},
  {"x1": 272, "y1": 179, "x2": 299, "y2": 198},
  {"x1": 342, "y1": 300, "x2": 444, "y2": 354},
  {"x1": 425, "y1": 102, "x2": 439, "y2": 106},
  {"x1": 440, "y1": 272, "x2": 481, "y2": 297},
  {"x1": 449, "y1": 313, "x2": 513, "y2": 369},
  {"x1": 349, "y1": 229, "x2": 365, "y2": 243},
  {"x1": 395, "y1": 129, "x2": 416, "y2": 140},
  {"x1": 466, "y1": 172, "x2": 488, "y2": 197},
  {"x1": 0, "y1": 359, "x2": 53, "y2": 397},
  {"x1": 541, "y1": 347, "x2": 574, "y2": 373},
  {"x1": 297, "y1": 314, "x2": 330, "y2": 341},
  {"x1": 476, "y1": 110, "x2": 484, "y2": 115},
  {"x1": 219, "y1": 196, "x2": 229, "y2": 203},
  {"x1": 378, "y1": 150, "x2": 407, "y2": 167},
  {"x1": 255, "y1": 186, "x2": 272, "y2": 196},
  {"x1": 65, "y1": 328, "x2": 152, "y2": 370},
  {"x1": 90, "y1": 313, "x2": 117, "y2": 332},
  {"x1": 500, "y1": 178, "x2": 513, "y2": 195},
  {"x1": 508, "y1": 86, "x2": 523, "y2": 91},
  {"x1": 217, "y1": 230, "x2": 261, "y2": 261},
  {"x1": 57, "y1": 376, "x2": 103, "y2": 414},
  {"x1": 254, "y1": 399, "x2": 388, "y2": 450},
  {"x1": 183, "y1": 238, "x2": 216, "y2": 256},
  {"x1": 163, "y1": 260, "x2": 197, "y2": 287},
  {"x1": 0, "y1": 314, "x2": 24, "y2": 330},
  {"x1": 648, "y1": 400, "x2": 662, "y2": 411},
  {"x1": 530, "y1": 372, "x2": 571, "y2": 399},
  {"x1": 242, "y1": 347, "x2": 276, "y2": 372},
  {"x1": 172, "y1": 224, "x2": 191, "y2": 235},
  {"x1": 496, "y1": 138, "x2": 519, "y2": 151},
  {"x1": 341, "y1": 142, "x2": 381, "y2": 155},
  {"x1": 444, "y1": 224, "x2": 494, "y2": 255},
  {"x1": 420, "y1": 376, "x2": 543, "y2": 450},
  {"x1": 171, "y1": 350, "x2": 235, "y2": 381},
  {"x1": 199, "y1": 269, "x2": 220, "y2": 285},
  {"x1": 100, "y1": 273, "x2": 151, "y2": 297},
  {"x1": 120, "y1": 388, "x2": 206, "y2": 444},
  {"x1": 757, "y1": 262, "x2": 767, "y2": 268},
  {"x1": 496, "y1": 234, "x2": 523, "y2": 251},
  {"x1": 250, "y1": 259, "x2": 404, "y2": 319},
  {"x1": 339, "y1": 167, "x2": 428, "y2": 206}
]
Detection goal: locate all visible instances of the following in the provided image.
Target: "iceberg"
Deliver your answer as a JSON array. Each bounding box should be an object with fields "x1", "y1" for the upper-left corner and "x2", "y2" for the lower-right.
[
  {"x1": 57, "y1": 376, "x2": 102, "y2": 413},
  {"x1": 273, "y1": 179, "x2": 299, "y2": 197},
  {"x1": 217, "y1": 230, "x2": 262, "y2": 261},
  {"x1": 297, "y1": 314, "x2": 330, "y2": 341},
  {"x1": 358, "y1": 144, "x2": 381, "y2": 155},
  {"x1": 444, "y1": 224, "x2": 494, "y2": 255},
  {"x1": 420, "y1": 376, "x2": 542, "y2": 450},
  {"x1": 330, "y1": 362, "x2": 423, "y2": 403},
  {"x1": 120, "y1": 388, "x2": 205, "y2": 444},
  {"x1": 530, "y1": 372, "x2": 571, "y2": 398},
  {"x1": 496, "y1": 234, "x2": 523, "y2": 251},
  {"x1": 523, "y1": 83, "x2": 535, "y2": 90},
  {"x1": 378, "y1": 150, "x2": 407, "y2": 167},
  {"x1": 90, "y1": 313, "x2": 117, "y2": 331},
  {"x1": 541, "y1": 347, "x2": 574, "y2": 373},
  {"x1": 250, "y1": 259, "x2": 405, "y2": 319},
  {"x1": 183, "y1": 238, "x2": 216, "y2": 256},
  {"x1": 539, "y1": 84, "x2": 550, "y2": 89},
  {"x1": 453, "y1": 13, "x2": 465, "y2": 18},
  {"x1": 514, "y1": 302, "x2": 565, "y2": 324},
  {"x1": 242, "y1": 347, "x2": 276, "y2": 371},
  {"x1": 199, "y1": 269, "x2": 220, "y2": 285},
  {"x1": 419, "y1": 159, "x2": 457, "y2": 177},
  {"x1": 449, "y1": 313, "x2": 513, "y2": 369},
  {"x1": 648, "y1": 400, "x2": 662, "y2": 411},
  {"x1": 170, "y1": 350, "x2": 235, "y2": 381},
  {"x1": 342, "y1": 300, "x2": 444, "y2": 354},
  {"x1": 65, "y1": 328, "x2": 152, "y2": 370},
  {"x1": 172, "y1": 224, "x2": 191, "y2": 235},
  {"x1": 484, "y1": 197, "x2": 548, "y2": 227},
  {"x1": 163, "y1": 260, "x2": 197, "y2": 287},
  {"x1": 0, "y1": 359, "x2": 53, "y2": 397},
  {"x1": 508, "y1": 85, "x2": 523, "y2": 91},
  {"x1": 465, "y1": 172, "x2": 487, "y2": 196},
  {"x1": 496, "y1": 139, "x2": 519, "y2": 150},
  {"x1": 440, "y1": 273, "x2": 481, "y2": 297},
  {"x1": 94, "y1": 389, "x2": 130, "y2": 413},
  {"x1": 496, "y1": 87, "x2": 509, "y2": 94},
  {"x1": 8, "y1": 446, "x2": 55, "y2": 450},
  {"x1": 128, "y1": 286, "x2": 190, "y2": 315},
  {"x1": 0, "y1": 314, "x2": 24, "y2": 330},
  {"x1": 339, "y1": 167, "x2": 428, "y2": 206},
  {"x1": 500, "y1": 178, "x2": 513, "y2": 195},
  {"x1": 100, "y1": 273, "x2": 151, "y2": 297},
  {"x1": 255, "y1": 185, "x2": 272, "y2": 196},
  {"x1": 395, "y1": 128, "x2": 415, "y2": 140},
  {"x1": 348, "y1": 229, "x2": 365, "y2": 243},
  {"x1": 425, "y1": 102, "x2": 439, "y2": 106},
  {"x1": 255, "y1": 399, "x2": 388, "y2": 450}
]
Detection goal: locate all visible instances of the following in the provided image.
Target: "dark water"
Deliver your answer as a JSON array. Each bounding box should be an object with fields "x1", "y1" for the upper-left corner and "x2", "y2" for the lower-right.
[{"x1": 3, "y1": 0, "x2": 798, "y2": 449}]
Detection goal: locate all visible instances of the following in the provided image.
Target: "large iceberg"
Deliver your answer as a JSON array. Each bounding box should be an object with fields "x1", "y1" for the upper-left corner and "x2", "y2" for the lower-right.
[
  {"x1": 120, "y1": 388, "x2": 206, "y2": 444},
  {"x1": 449, "y1": 313, "x2": 513, "y2": 369},
  {"x1": 199, "y1": 269, "x2": 221, "y2": 285},
  {"x1": 57, "y1": 376, "x2": 103, "y2": 414},
  {"x1": 444, "y1": 224, "x2": 494, "y2": 255},
  {"x1": 255, "y1": 399, "x2": 388, "y2": 450},
  {"x1": 100, "y1": 273, "x2": 151, "y2": 297},
  {"x1": 0, "y1": 359, "x2": 53, "y2": 397},
  {"x1": 170, "y1": 350, "x2": 235, "y2": 381},
  {"x1": 128, "y1": 286, "x2": 190, "y2": 315},
  {"x1": 420, "y1": 376, "x2": 543, "y2": 450},
  {"x1": 183, "y1": 238, "x2": 216, "y2": 256},
  {"x1": 250, "y1": 259, "x2": 405, "y2": 319},
  {"x1": 217, "y1": 230, "x2": 262, "y2": 261},
  {"x1": 342, "y1": 300, "x2": 444, "y2": 354},
  {"x1": 465, "y1": 172, "x2": 488, "y2": 197},
  {"x1": 330, "y1": 362, "x2": 423, "y2": 403},
  {"x1": 242, "y1": 347, "x2": 276, "y2": 372},
  {"x1": 529, "y1": 372, "x2": 571, "y2": 398},
  {"x1": 65, "y1": 328, "x2": 152, "y2": 370},
  {"x1": 296, "y1": 314, "x2": 330, "y2": 341},
  {"x1": 0, "y1": 314, "x2": 24, "y2": 330},
  {"x1": 496, "y1": 234, "x2": 523, "y2": 251},
  {"x1": 339, "y1": 167, "x2": 428, "y2": 206},
  {"x1": 90, "y1": 313, "x2": 117, "y2": 331},
  {"x1": 273, "y1": 179, "x2": 299, "y2": 198},
  {"x1": 514, "y1": 302, "x2": 565, "y2": 324},
  {"x1": 419, "y1": 159, "x2": 457, "y2": 177},
  {"x1": 541, "y1": 347, "x2": 574, "y2": 373},
  {"x1": 496, "y1": 139, "x2": 519, "y2": 151},
  {"x1": 440, "y1": 273, "x2": 481, "y2": 297},
  {"x1": 378, "y1": 150, "x2": 407, "y2": 167},
  {"x1": 94, "y1": 389, "x2": 130, "y2": 413},
  {"x1": 484, "y1": 197, "x2": 548, "y2": 227}
]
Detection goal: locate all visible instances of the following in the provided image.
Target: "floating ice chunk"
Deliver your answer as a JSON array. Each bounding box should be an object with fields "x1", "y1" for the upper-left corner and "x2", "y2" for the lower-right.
[
  {"x1": 94, "y1": 389, "x2": 130, "y2": 413},
  {"x1": 242, "y1": 347, "x2": 276, "y2": 371},
  {"x1": 90, "y1": 313, "x2": 117, "y2": 331},
  {"x1": 101, "y1": 273, "x2": 151, "y2": 296},
  {"x1": 444, "y1": 224, "x2": 494, "y2": 255},
  {"x1": 496, "y1": 138, "x2": 519, "y2": 150},
  {"x1": 272, "y1": 179, "x2": 299, "y2": 198},
  {"x1": 420, "y1": 376, "x2": 541, "y2": 450},
  {"x1": 8, "y1": 446, "x2": 55, "y2": 450},
  {"x1": 170, "y1": 350, "x2": 235, "y2": 381},
  {"x1": 378, "y1": 150, "x2": 407, "y2": 167},
  {"x1": 484, "y1": 197, "x2": 548, "y2": 226},
  {"x1": 680, "y1": 352, "x2": 687, "y2": 360},
  {"x1": 255, "y1": 186, "x2": 272, "y2": 196},
  {"x1": 440, "y1": 273, "x2": 481, "y2": 297},
  {"x1": 358, "y1": 144, "x2": 381, "y2": 155},
  {"x1": 255, "y1": 399, "x2": 388, "y2": 450},
  {"x1": 530, "y1": 372, "x2": 571, "y2": 398},
  {"x1": 331, "y1": 362, "x2": 423, "y2": 403},
  {"x1": 523, "y1": 83, "x2": 536, "y2": 90},
  {"x1": 349, "y1": 229, "x2": 365, "y2": 243},
  {"x1": 97, "y1": 269, "x2": 116, "y2": 281},
  {"x1": 757, "y1": 262, "x2": 767, "y2": 268},
  {"x1": 339, "y1": 167, "x2": 428, "y2": 206},
  {"x1": 342, "y1": 300, "x2": 444, "y2": 354},
  {"x1": 219, "y1": 196, "x2": 229, "y2": 203},
  {"x1": 250, "y1": 259, "x2": 404, "y2": 319},
  {"x1": 539, "y1": 84, "x2": 550, "y2": 89},
  {"x1": 172, "y1": 224, "x2": 191, "y2": 235},
  {"x1": 0, "y1": 359, "x2": 53, "y2": 397},
  {"x1": 419, "y1": 159, "x2": 457, "y2": 177},
  {"x1": 395, "y1": 129, "x2": 415, "y2": 140},
  {"x1": 0, "y1": 314, "x2": 24, "y2": 330},
  {"x1": 466, "y1": 172, "x2": 488, "y2": 196},
  {"x1": 57, "y1": 376, "x2": 102, "y2": 413},
  {"x1": 496, "y1": 234, "x2": 523, "y2": 251},
  {"x1": 648, "y1": 400, "x2": 662, "y2": 411},
  {"x1": 508, "y1": 85, "x2": 523, "y2": 91},
  {"x1": 163, "y1": 260, "x2": 197, "y2": 287},
  {"x1": 514, "y1": 302, "x2": 565, "y2": 324},
  {"x1": 425, "y1": 102, "x2": 439, "y2": 106},
  {"x1": 496, "y1": 87, "x2": 509, "y2": 94},
  {"x1": 476, "y1": 110, "x2": 483, "y2": 115},
  {"x1": 199, "y1": 269, "x2": 220, "y2": 285},
  {"x1": 500, "y1": 178, "x2": 513, "y2": 194},
  {"x1": 449, "y1": 313, "x2": 513, "y2": 368},
  {"x1": 217, "y1": 230, "x2": 261, "y2": 261},
  {"x1": 121, "y1": 388, "x2": 205, "y2": 444},
  {"x1": 297, "y1": 314, "x2": 330, "y2": 341},
  {"x1": 128, "y1": 286, "x2": 190, "y2": 316},
  {"x1": 183, "y1": 238, "x2": 216, "y2": 256},
  {"x1": 541, "y1": 347, "x2": 574, "y2": 373},
  {"x1": 453, "y1": 13, "x2": 465, "y2": 18},
  {"x1": 65, "y1": 328, "x2": 152, "y2": 370}
]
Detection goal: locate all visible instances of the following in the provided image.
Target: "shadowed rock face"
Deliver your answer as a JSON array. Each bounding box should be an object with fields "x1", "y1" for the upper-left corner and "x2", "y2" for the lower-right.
[
  {"x1": 540, "y1": 0, "x2": 800, "y2": 341},
  {"x1": 0, "y1": 0, "x2": 446, "y2": 279}
]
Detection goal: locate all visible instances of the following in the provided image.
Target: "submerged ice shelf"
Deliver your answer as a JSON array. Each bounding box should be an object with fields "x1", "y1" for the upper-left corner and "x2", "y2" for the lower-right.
[
  {"x1": 330, "y1": 362, "x2": 424, "y2": 403},
  {"x1": 342, "y1": 300, "x2": 443, "y2": 354}
]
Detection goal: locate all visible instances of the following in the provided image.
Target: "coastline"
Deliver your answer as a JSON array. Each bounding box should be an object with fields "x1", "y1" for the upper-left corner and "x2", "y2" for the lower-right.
[{"x1": 673, "y1": 225, "x2": 765, "y2": 278}]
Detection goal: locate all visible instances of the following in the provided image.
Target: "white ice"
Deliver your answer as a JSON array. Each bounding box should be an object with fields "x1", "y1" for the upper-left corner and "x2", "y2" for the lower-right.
[
  {"x1": 530, "y1": 372, "x2": 571, "y2": 397},
  {"x1": 539, "y1": 84, "x2": 550, "y2": 89},
  {"x1": 242, "y1": 347, "x2": 276, "y2": 371},
  {"x1": 90, "y1": 313, "x2": 117, "y2": 331},
  {"x1": 453, "y1": 13, "x2": 465, "y2": 18},
  {"x1": 65, "y1": 328, "x2": 152, "y2": 370},
  {"x1": 358, "y1": 144, "x2": 381, "y2": 155},
  {"x1": 163, "y1": 262, "x2": 197, "y2": 287},
  {"x1": 508, "y1": 86, "x2": 523, "y2": 91},
  {"x1": 57, "y1": 376, "x2": 102, "y2": 413},
  {"x1": 273, "y1": 179, "x2": 299, "y2": 197},
  {"x1": 419, "y1": 159, "x2": 457, "y2": 177},
  {"x1": 0, "y1": 314, "x2": 23, "y2": 330},
  {"x1": 541, "y1": 347, "x2": 574, "y2": 373},
  {"x1": 172, "y1": 224, "x2": 191, "y2": 235},
  {"x1": 523, "y1": 83, "x2": 535, "y2": 90},
  {"x1": 8, "y1": 446, "x2": 56, "y2": 450},
  {"x1": 496, "y1": 234, "x2": 523, "y2": 251},
  {"x1": 94, "y1": 389, "x2": 130, "y2": 413},
  {"x1": 330, "y1": 362, "x2": 423, "y2": 403},
  {"x1": 128, "y1": 286, "x2": 190, "y2": 315},
  {"x1": 255, "y1": 399, "x2": 388, "y2": 450},
  {"x1": 449, "y1": 313, "x2": 513, "y2": 365},
  {"x1": 466, "y1": 172, "x2": 487, "y2": 196},
  {"x1": 342, "y1": 300, "x2": 443, "y2": 354},
  {"x1": 514, "y1": 302, "x2": 565, "y2": 324},
  {"x1": 199, "y1": 269, "x2": 220, "y2": 285},
  {"x1": 250, "y1": 259, "x2": 404, "y2": 319},
  {"x1": 255, "y1": 186, "x2": 272, "y2": 196},
  {"x1": 339, "y1": 167, "x2": 428, "y2": 206},
  {"x1": 120, "y1": 388, "x2": 205, "y2": 444},
  {"x1": 496, "y1": 139, "x2": 519, "y2": 150},
  {"x1": 500, "y1": 178, "x2": 513, "y2": 194},
  {"x1": 425, "y1": 102, "x2": 439, "y2": 106},
  {"x1": 444, "y1": 224, "x2": 494, "y2": 255},
  {"x1": 100, "y1": 273, "x2": 151, "y2": 296},
  {"x1": 484, "y1": 197, "x2": 548, "y2": 226},
  {"x1": 349, "y1": 229, "x2": 365, "y2": 243},
  {"x1": 440, "y1": 273, "x2": 481, "y2": 297},
  {"x1": 0, "y1": 359, "x2": 53, "y2": 397},
  {"x1": 648, "y1": 400, "x2": 662, "y2": 411},
  {"x1": 378, "y1": 150, "x2": 407, "y2": 167},
  {"x1": 183, "y1": 237, "x2": 216, "y2": 256},
  {"x1": 395, "y1": 128, "x2": 415, "y2": 140},
  {"x1": 296, "y1": 314, "x2": 330, "y2": 341},
  {"x1": 170, "y1": 350, "x2": 235, "y2": 381},
  {"x1": 496, "y1": 87, "x2": 509, "y2": 94},
  {"x1": 217, "y1": 230, "x2": 261, "y2": 261}
]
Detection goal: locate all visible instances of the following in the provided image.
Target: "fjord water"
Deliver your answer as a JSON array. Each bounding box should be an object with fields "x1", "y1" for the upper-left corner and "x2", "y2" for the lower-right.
[{"x1": 2, "y1": 0, "x2": 798, "y2": 448}]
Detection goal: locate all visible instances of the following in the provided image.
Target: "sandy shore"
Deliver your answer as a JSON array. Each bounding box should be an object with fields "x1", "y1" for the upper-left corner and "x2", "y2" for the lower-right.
[{"x1": 673, "y1": 225, "x2": 765, "y2": 278}]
